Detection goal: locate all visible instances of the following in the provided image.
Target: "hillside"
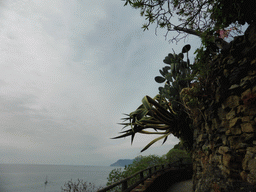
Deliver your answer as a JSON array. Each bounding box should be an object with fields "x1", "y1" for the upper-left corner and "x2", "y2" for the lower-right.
[{"x1": 110, "y1": 159, "x2": 134, "y2": 167}]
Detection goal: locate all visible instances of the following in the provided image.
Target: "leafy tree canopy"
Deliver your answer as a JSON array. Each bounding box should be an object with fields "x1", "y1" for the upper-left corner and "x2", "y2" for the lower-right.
[{"x1": 123, "y1": 0, "x2": 255, "y2": 42}]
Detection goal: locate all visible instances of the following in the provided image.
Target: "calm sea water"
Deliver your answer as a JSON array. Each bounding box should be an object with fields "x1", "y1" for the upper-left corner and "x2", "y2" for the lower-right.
[{"x1": 0, "y1": 164, "x2": 122, "y2": 192}]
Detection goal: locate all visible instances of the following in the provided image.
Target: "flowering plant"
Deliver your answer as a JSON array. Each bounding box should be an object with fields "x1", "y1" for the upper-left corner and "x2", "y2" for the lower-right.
[{"x1": 216, "y1": 27, "x2": 236, "y2": 39}]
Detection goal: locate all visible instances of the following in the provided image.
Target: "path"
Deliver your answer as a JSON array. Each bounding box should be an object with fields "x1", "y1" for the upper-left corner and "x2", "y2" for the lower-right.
[{"x1": 166, "y1": 179, "x2": 193, "y2": 192}]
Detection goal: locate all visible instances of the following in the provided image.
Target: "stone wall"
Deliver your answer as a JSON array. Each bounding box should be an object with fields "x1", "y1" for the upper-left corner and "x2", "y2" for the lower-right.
[{"x1": 192, "y1": 23, "x2": 256, "y2": 192}]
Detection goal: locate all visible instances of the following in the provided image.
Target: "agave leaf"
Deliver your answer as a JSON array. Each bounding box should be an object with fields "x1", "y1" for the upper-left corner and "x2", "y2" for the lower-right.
[
  {"x1": 142, "y1": 124, "x2": 170, "y2": 130},
  {"x1": 111, "y1": 131, "x2": 134, "y2": 139},
  {"x1": 131, "y1": 133, "x2": 135, "y2": 144},
  {"x1": 139, "y1": 117, "x2": 162, "y2": 124},
  {"x1": 139, "y1": 130, "x2": 167, "y2": 134},
  {"x1": 182, "y1": 44, "x2": 191, "y2": 53},
  {"x1": 141, "y1": 134, "x2": 170, "y2": 152},
  {"x1": 155, "y1": 76, "x2": 166, "y2": 83},
  {"x1": 141, "y1": 96, "x2": 153, "y2": 111},
  {"x1": 152, "y1": 109, "x2": 174, "y2": 125},
  {"x1": 145, "y1": 96, "x2": 176, "y2": 118},
  {"x1": 162, "y1": 135, "x2": 168, "y2": 144},
  {"x1": 136, "y1": 109, "x2": 149, "y2": 120}
]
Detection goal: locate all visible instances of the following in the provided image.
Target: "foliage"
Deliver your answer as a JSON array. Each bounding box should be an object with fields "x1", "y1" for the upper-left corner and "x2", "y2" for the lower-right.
[
  {"x1": 155, "y1": 44, "x2": 195, "y2": 108},
  {"x1": 113, "y1": 44, "x2": 195, "y2": 152},
  {"x1": 112, "y1": 94, "x2": 193, "y2": 152},
  {"x1": 166, "y1": 148, "x2": 191, "y2": 164},
  {"x1": 123, "y1": 0, "x2": 252, "y2": 42},
  {"x1": 211, "y1": 0, "x2": 256, "y2": 27},
  {"x1": 106, "y1": 155, "x2": 165, "y2": 192},
  {"x1": 61, "y1": 179, "x2": 103, "y2": 192},
  {"x1": 106, "y1": 150, "x2": 190, "y2": 191},
  {"x1": 106, "y1": 168, "x2": 125, "y2": 192},
  {"x1": 114, "y1": 0, "x2": 252, "y2": 154}
]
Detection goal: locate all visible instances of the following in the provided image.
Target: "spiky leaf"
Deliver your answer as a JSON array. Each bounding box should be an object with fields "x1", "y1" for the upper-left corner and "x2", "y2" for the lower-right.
[{"x1": 141, "y1": 133, "x2": 170, "y2": 152}]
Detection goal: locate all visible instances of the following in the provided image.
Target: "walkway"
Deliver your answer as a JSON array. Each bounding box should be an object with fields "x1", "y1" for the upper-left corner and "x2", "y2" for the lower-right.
[{"x1": 166, "y1": 179, "x2": 193, "y2": 192}]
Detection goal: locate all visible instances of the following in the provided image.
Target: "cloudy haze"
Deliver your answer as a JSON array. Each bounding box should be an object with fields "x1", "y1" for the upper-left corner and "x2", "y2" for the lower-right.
[{"x1": 0, "y1": 0, "x2": 205, "y2": 166}]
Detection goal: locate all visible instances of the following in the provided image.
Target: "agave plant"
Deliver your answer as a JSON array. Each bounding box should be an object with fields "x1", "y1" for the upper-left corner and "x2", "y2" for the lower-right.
[{"x1": 112, "y1": 95, "x2": 193, "y2": 152}]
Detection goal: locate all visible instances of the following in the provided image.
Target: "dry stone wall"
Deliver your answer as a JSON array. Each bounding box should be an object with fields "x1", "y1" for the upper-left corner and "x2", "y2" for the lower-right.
[{"x1": 192, "y1": 23, "x2": 256, "y2": 192}]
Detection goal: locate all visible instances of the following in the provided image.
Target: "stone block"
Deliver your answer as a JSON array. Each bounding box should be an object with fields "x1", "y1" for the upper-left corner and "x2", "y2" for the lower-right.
[
  {"x1": 242, "y1": 152, "x2": 254, "y2": 170},
  {"x1": 219, "y1": 165, "x2": 230, "y2": 175},
  {"x1": 253, "y1": 86, "x2": 256, "y2": 93},
  {"x1": 241, "y1": 123, "x2": 255, "y2": 133},
  {"x1": 221, "y1": 135, "x2": 228, "y2": 145},
  {"x1": 241, "y1": 133, "x2": 255, "y2": 142},
  {"x1": 226, "y1": 110, "x2": 236, "y2": 120},
  {"x1": 228, "y1": 136, "x2": 240, "y2": 146},
  {"x1": 221, "y1": 120, "x2": 229, "y2": 128},
  {"x1": 223, "y1": 154, "x2": 232, "y2": 167},
  {"x1": 247, "y1": 147, "x2": 256, "y2": 154},
  {"x1": 229, "y1": 117, "x2": 240, "y2": 128},
  {"x1": 230, "y1": 127, "x2": 242, "y2": 135},
  {"x1": 248, "y1": 159, "x2": 256, "y2": 172},
  {"x1": 240, "y1": 77, "x2": 252, "y2": 88},
  {"x1": 237, "y1": 105, "x2": 246, "y2": 114},
  {"x1": 229, "y1": 84, "x2": 240, "y2": 90},
  {"x1": 249, "y1": 108, "x2": 256, "y2": 116},
  {"x1": 247, "y1": 159, "x2": 256, "y2": 184},
  {"x1": 213, "y1": 154, "x2": 222, "y2": 164},
  {"x1": 211, "y1": 119, "x2": 219, "y2": 131},
  {"x1": 240, "y1": 171, "x2": 248, "y2": 181},
  {"x1": 241, "y1": 116, "x2": 253, "y2": 122},
  {"x1": 218, "y1": 146, "x2": 230, "y2": 154},
  {"x1": 218, "y1": 107, "x2": 227, "y2": 120},
  {"x1": 197, "y1": 134, "x2": 204, "y2": 144},
  {"x1": 235, "y1": 143, "x2": 248, "y2": 149},
  {"x1": 248, "y1": 70, "x2": 256, "y2": 76},
  {"x1": 223, "y1": 95, "x2": 240, "y2": 109}
]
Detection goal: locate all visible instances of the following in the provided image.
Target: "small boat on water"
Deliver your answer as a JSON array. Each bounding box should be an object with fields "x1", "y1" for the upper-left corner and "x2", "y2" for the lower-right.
[{"x1": 44, "y1": 176, "x2": 48, "y2": 185}]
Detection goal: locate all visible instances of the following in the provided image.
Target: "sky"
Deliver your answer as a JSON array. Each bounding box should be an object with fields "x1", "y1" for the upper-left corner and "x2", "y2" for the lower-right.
[{"x1": 0, "y1": 0, "x2": 246, "y2": 166}]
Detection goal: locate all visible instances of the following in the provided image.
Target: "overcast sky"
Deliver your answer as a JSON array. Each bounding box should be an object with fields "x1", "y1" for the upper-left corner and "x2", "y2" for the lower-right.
[{"x1": 0, "y1": 0, "x2": 240, "y2": 166}]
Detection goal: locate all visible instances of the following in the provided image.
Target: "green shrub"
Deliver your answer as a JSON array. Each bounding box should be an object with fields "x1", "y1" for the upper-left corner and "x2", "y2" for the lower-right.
[
  {"x1": 61, "y1": 179, "x2": 103, "y2": 192},
  {"x1": 106, "y1": 155, "x2": 165, "y2": 192}
]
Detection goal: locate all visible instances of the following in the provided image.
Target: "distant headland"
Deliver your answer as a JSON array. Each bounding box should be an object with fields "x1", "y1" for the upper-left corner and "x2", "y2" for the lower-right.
[{"x1": 110, "y1": 159, "x2": 134, "y2": 167}]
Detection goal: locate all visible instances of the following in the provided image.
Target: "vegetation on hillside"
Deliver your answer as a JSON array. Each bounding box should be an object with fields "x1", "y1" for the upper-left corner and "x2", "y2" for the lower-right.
[
  {"x1": 106, "y1": 142, "x2": 191, "y2": 192},
  {"x1": 61, "y1": 179, "x2": 103, "y2": 192}
]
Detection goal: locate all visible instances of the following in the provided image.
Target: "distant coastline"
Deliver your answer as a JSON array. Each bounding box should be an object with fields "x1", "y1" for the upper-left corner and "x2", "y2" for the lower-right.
[{"x1": 110, "y1": 159, "x2": 134, "y2": 167}]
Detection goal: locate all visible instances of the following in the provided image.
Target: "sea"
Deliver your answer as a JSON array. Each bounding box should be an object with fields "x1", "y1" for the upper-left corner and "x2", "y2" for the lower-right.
[{"x1": 0, "y1": 164, "x2": 123, "y2": 192}]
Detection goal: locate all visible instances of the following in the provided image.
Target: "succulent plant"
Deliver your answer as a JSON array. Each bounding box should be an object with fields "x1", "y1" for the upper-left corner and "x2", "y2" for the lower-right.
[{"x1": 155, "y1": 44, "x2": 193, "y2": 110}]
